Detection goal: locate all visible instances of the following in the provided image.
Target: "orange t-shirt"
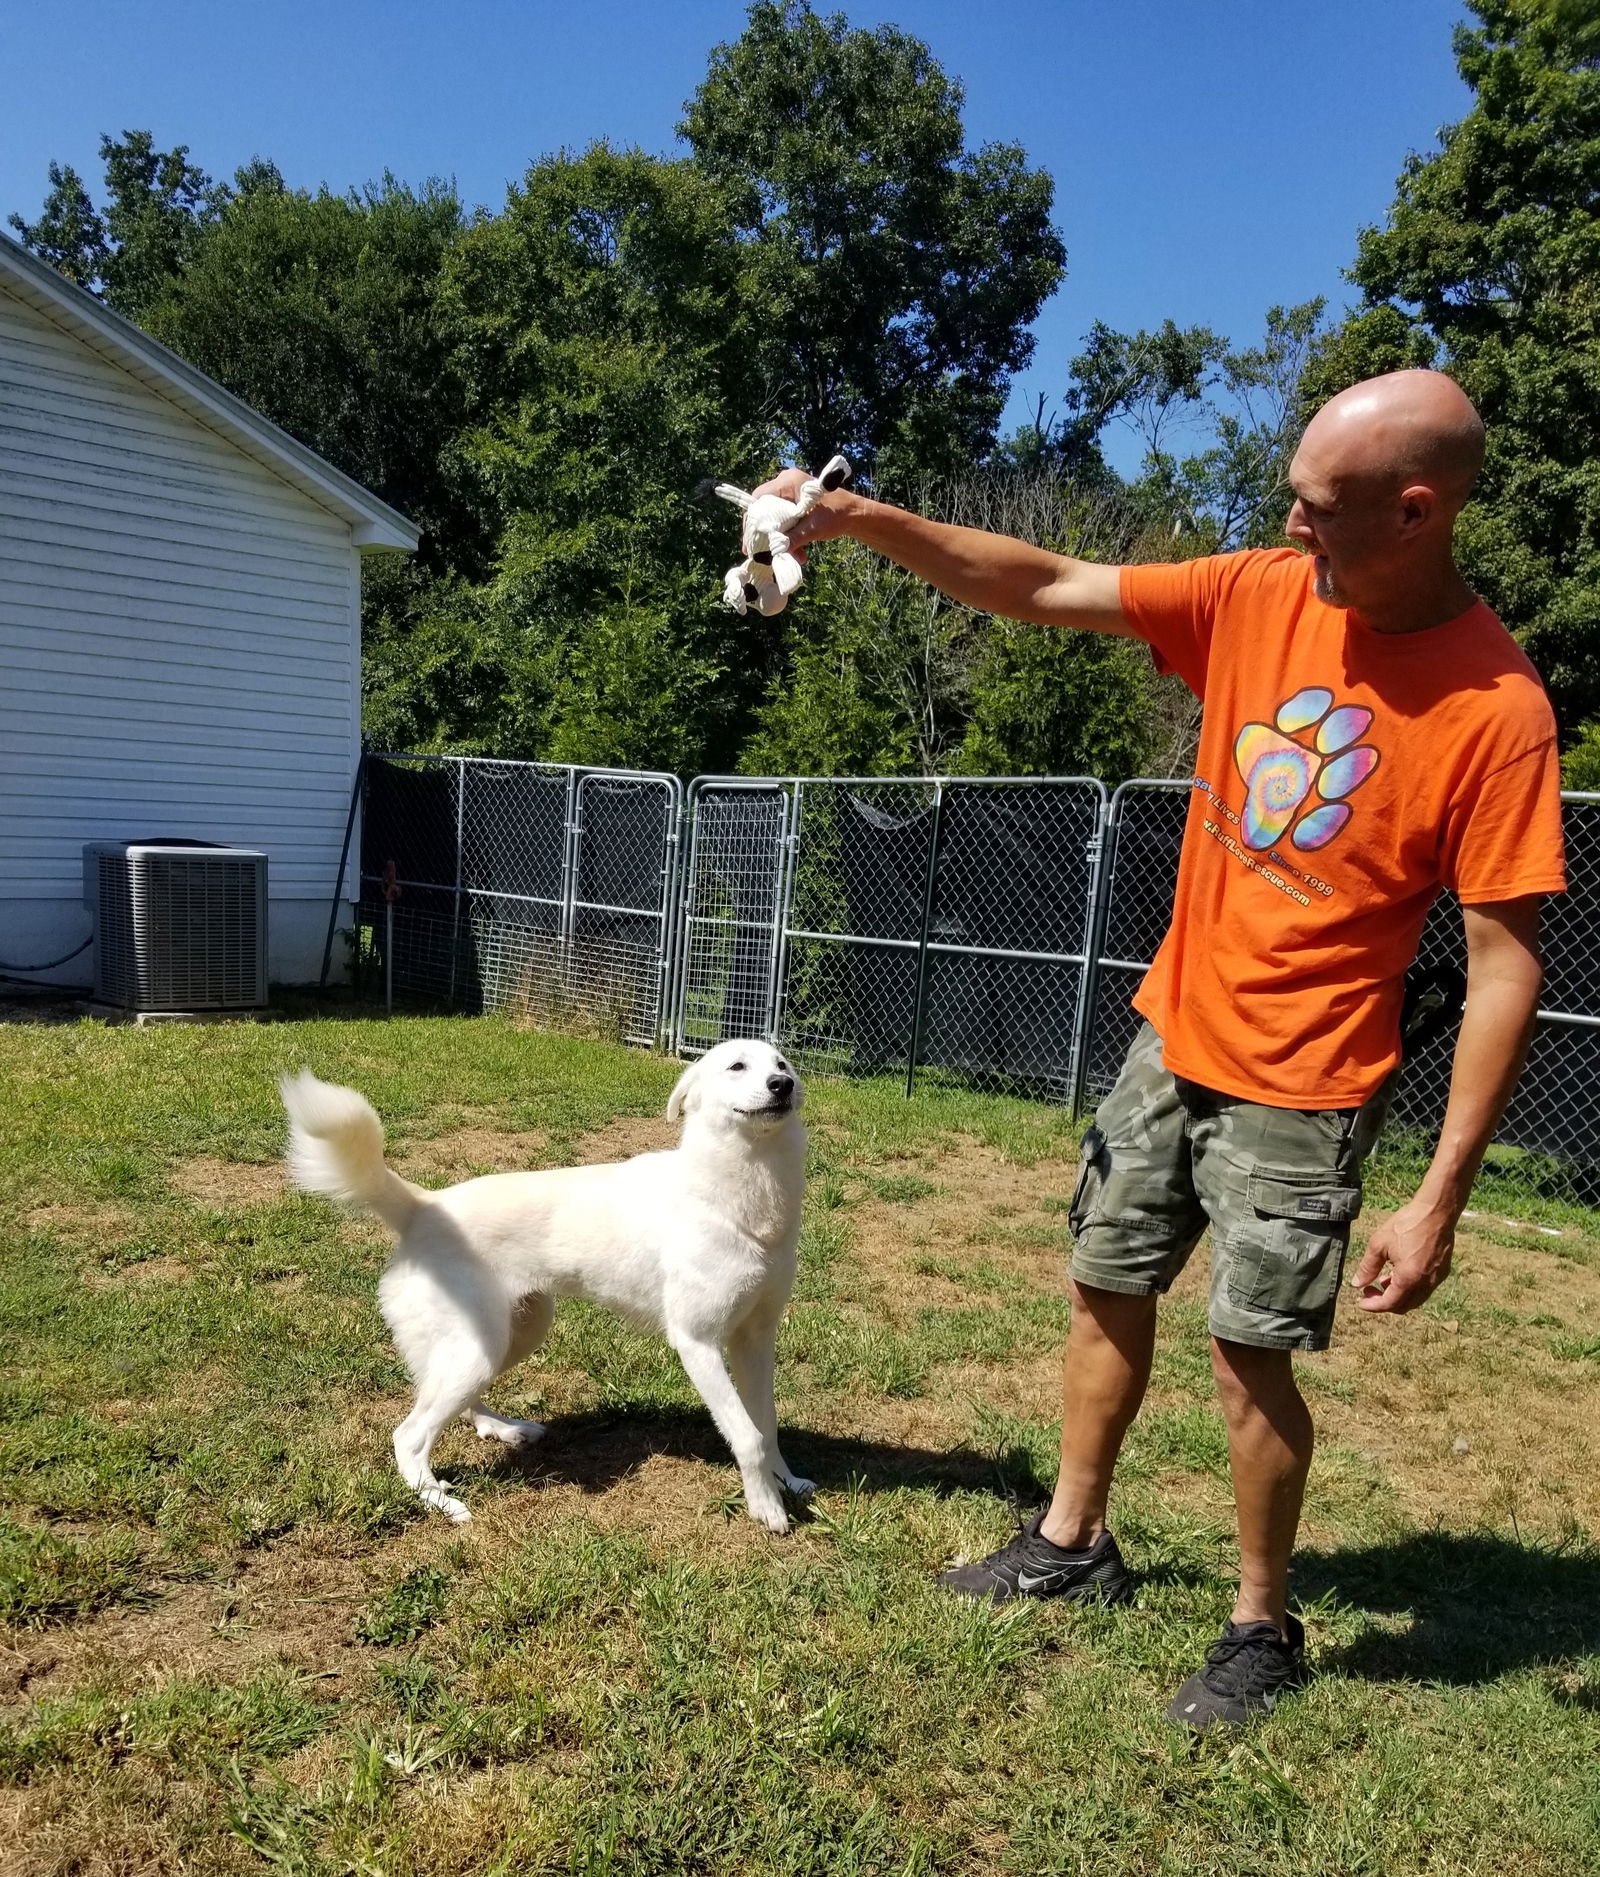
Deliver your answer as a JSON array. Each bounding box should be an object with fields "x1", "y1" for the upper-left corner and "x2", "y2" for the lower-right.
[{"x1": 1118, "y1": 547, "x2": 1566, "y2": 1108}]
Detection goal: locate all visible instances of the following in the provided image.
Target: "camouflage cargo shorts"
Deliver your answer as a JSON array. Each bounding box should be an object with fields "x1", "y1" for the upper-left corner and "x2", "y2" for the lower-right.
[{"x1": 1067, "y1": 1023, "x2": 1393, "y2": 1352}]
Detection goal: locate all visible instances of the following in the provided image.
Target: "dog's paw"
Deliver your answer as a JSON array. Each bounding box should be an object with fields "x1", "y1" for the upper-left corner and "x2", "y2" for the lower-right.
[
  {"x1": 782, "y1": 1475, "x2": 817, "y2": 1501},
  {"x1": 472, "y1": 1412, "x2": 547, "y2": 1448},
  {"x1": 746, "y1": 1490, "x2": 790, "y2": 1535},
  {"x1": 419, "y1": 1485, "x2": 472, "y2": 1523}
]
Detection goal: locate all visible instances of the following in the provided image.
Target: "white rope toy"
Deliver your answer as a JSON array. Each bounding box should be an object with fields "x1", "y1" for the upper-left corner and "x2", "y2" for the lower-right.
[{"x1": 701, "y1": 454, "x2": 852, "y2": 616}]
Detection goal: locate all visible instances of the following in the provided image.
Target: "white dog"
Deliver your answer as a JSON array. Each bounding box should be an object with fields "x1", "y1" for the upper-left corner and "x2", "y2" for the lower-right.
[{"x1": 278, "y1": 1040, "x2": 813, "y2": 1532}]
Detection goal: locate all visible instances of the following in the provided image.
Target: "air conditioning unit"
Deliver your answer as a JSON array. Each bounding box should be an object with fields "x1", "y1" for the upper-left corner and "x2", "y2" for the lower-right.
[{"x1": 83, "y1": 839, "x2": 268, "y2": 1013}]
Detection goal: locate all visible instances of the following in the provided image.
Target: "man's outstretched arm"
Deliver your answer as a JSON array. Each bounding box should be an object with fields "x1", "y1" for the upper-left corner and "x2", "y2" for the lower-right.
[
  {"x1": 1351, "y1": 894, "x2": 1545, "y2": 1314},
  {"x1": 755, "y1": 470, "x2": 1136, "y2": 637}
]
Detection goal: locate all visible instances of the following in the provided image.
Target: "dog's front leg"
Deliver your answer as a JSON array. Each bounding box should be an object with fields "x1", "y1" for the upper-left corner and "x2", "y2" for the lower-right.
[
  {"x1": 669, "y1": 1333, "x2": 790, "y2": 1533},
  {"x1": 728, "y1": 1314, "x2": 814, "y2": 1501}
]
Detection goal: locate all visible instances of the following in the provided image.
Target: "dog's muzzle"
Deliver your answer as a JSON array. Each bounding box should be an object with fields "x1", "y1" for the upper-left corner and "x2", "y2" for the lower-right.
[{"x1": 749, "y1": 1073, "x2": 796, "y2": 1116}]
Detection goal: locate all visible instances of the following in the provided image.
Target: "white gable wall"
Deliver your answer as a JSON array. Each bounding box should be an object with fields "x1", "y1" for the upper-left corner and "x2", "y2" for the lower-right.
[{"x1": 0, "y1": 282, "x2": 361, "y2": 988}]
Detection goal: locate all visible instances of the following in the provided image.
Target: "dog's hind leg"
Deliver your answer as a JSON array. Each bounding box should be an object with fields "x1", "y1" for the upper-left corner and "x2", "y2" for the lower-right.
[
  {"x1": 383, "y1": 1258, "x2": 506, "y2": 1523},
  {"x1": 393, "y1": 1354, "x2": 495, "y2": 1523},
  {"x1": 669, "y1": 1332, "x2": 790, "y2": 1534},
  {"x1": 728, "y1": 1311, "x2": 814, "y2": 1501},
  {"x1": 468, "y1": 1292, "x2": 553, "y2": 1448}
]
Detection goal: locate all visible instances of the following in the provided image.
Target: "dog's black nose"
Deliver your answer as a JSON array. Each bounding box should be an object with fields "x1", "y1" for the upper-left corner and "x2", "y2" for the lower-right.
[{"x1": 767, "y1": 1073, "x2": 794, "y2": 1098}]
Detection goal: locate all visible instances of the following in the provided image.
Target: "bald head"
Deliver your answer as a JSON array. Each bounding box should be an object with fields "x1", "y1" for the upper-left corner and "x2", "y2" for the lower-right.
[
  {"x1": 1285, "y1": 370, "x2": 1485, "y2": 626},
  {"x1": 1301, "y1": 369, "x2": 1484, "y2": 512}
]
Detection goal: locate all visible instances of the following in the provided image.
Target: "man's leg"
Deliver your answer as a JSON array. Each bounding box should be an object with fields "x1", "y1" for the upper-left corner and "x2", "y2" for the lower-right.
[
  {"x1": 1165, "y1": 1087, "x2": 1387, "y2": 1728},
  {"x1": 1209, "y1": 1336, "x2": 1314, "y2": 1634},
  {"x1": 938, "y1": 1024, "x2": 1204, "y2": 1605},
  {"x1": 1040, "y1": 1281, "x2": 1158, "y2": 1549}
]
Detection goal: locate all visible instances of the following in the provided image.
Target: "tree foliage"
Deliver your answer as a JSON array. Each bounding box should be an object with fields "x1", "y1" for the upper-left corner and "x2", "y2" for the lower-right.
[
  {"x1": 1014, "y1": 301, "x2": 1326, "y2": 553},
  {"x1": 744, "y1": 472, "x2": 1170, "y2": 781},
  {"x1": 140, "y1": 174, "x2": 470, "y2": 565},
  {"x1": 681, "y1": 0, "x2": 1064, "y2": 484},
  {"x1": 9, "y1": 131, "x2": 225, "y2": 320},
  {"x1": 1308, "y1": 0, "x2": 1600, "y2": 730}
]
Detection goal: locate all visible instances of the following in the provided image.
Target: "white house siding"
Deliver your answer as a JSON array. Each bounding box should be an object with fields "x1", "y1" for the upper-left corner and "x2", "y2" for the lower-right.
[{"x1": 0, "y1": 282, "x2": 363, "y2": 986}]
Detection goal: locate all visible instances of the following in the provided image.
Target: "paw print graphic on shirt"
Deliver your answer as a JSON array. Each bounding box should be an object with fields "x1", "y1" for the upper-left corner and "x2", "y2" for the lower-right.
[{"x1": 1233, "y1": 686, "x2": 1380, "y2": 853}]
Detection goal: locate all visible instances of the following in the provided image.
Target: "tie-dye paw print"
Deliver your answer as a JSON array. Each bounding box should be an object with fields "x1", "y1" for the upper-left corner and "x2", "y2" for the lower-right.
[{"x1": 1233, "y1": 687, "x2": 1379, "y2": 852}]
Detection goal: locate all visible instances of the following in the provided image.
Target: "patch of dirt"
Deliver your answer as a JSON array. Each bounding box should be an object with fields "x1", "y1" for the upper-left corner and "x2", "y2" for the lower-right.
[
  {"x1": 1308, "y1": 1218, "x2": 1600, "y2": 1536},
  {"x1": 396, "y1": 1126, "x2": 551, "y2": 1181},
  {"x1": 23, "y1": 1201, "x2": 136, "y2": 1242},
  {"x1": 573, "y1": 1115, "x2": 677, "y2": 1163},
  {"x1": 168, "y1": 1156, "x2": 285, "y2": 1208},
  {"x1": 0, "y1": 1538, "x2": 391, "y2": 1716},
  {"x1": 84, "y1": 1255, "x2": 192, "y2": 1290},
  {"x1": 0, "y1": 996, "x2": 83, "y2": 1027},
  {"x1": 845, "y1": 1133, "x2": 1075, "y2": 1322}
]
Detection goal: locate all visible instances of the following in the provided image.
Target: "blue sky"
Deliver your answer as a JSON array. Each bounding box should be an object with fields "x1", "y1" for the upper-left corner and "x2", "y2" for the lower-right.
[{"x1": 2, "y1": 1, "x2": 1474, "y2": 453}]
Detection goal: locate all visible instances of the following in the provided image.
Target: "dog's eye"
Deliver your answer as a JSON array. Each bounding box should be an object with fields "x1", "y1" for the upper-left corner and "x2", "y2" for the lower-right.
[{"x1": 730, "y1": 1061, "x2": 746, "y2": 1072}]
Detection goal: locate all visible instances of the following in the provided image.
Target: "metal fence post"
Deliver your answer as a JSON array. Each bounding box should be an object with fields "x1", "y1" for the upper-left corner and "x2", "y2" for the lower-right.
[
  {"x1": 656, "y1": 779, "x2": 685, "y2": 1052},
  {"x1": 319, "y1": 752, "x2": 366, "y2": 990},
  {"x1": 904, "y1": 778, "x2": 948, "y2": 1097},
  {"x1": 567, "y1": 765, "x2": 585, "y2": 961},
  {"x1": 763, "y1": 784, "x2": 797, "y2": 1044},
  {"x1": 670, "y1": 778, "x2": 706, "y2": 1053},
  {"x1": 447, "y1": 757, "x2": 466, "y2": 1007},
  {"x1": 769, "y1": 781, "x2": 803, "y2": 1045},
  {"x1": 1068, "y1": 787, "x2": 1119, "y2": 1114}
]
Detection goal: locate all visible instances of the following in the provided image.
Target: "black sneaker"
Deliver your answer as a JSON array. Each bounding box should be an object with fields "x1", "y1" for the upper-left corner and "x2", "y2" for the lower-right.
[
  {"x1": 937, "y1": 1515, "x2": 1132, "y2": 1606},
  {"x1": 1165, "y1": 1613, "x2": 1307, "y2": 1730}
]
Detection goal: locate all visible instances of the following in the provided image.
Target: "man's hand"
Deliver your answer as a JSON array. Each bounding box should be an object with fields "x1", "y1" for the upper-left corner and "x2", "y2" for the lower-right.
[
  {"x1": 1349, "y1": 1200, "x2": 1455, "y2": 1313},
  {"x1": 1350, "y1": 895, "x2": 1543, "y2": 1320},
  {"x1": 750, "y1": 469, "x2": 855, "y2": 552}
]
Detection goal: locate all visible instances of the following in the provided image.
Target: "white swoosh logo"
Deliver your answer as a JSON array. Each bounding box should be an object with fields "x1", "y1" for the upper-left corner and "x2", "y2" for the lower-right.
[{"x1": 1016, "y1": 1571, "x2": 1060, "y2": 1593}]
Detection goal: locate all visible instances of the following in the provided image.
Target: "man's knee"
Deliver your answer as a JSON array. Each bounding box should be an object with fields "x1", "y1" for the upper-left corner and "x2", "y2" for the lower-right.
[{"x1": 1209, "y1": 1334, "x2": 1301, "y2": 1418}]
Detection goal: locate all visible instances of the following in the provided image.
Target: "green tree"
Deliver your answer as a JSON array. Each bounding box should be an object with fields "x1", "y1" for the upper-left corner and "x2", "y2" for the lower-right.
[
  {"x1": 740, "y1": 537, "x2": 967, "y2": 776},
  {"x1": 10, "y1": 131, "x2": 225, "y2": 319},
  {"x1": 368, "y1": 145, "x2": 777, "y2": 768},
  {"x1": 746, "y1": 470, "x2": 1171, "y2": 779},
  {"x1": 681, "y1": 0, "x2": 1064, "y2": 484},
  {"x1": 6, "y1": 162, "x2": 106, "y2": 288},
  {"x1": 1307, "y1": 0, "x2": 1600, "y2": 728},
  {"x1": 140, "y1": 174, "x2": 471, "y2": 565},
  {"x1": 1039, "y1": 301, "x2": 1326, "y2": 552}
]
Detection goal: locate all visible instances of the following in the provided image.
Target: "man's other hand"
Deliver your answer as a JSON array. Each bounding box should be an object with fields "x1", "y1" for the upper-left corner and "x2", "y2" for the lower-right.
[{"x1": 1349, "y1": 1201, "x2": 1455, "y2": 1313}]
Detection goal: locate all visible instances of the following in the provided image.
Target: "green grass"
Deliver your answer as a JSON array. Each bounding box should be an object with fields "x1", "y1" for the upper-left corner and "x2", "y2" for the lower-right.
[{"x1": 1, "y1": 1009, "x2": 1598, "y2": 1874}]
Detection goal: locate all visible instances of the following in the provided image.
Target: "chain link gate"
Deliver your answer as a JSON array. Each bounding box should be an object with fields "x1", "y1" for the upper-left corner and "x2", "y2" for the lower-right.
[
  {"x1": 350, "y1": 754, "x2": 681, "y2": 1046},
  {"x1": 673, "y1": 776, "x2": 1108, "y2": 1103},
  {"x1": 672, "y1": 779, "x2": 794, "y2": 1056}
]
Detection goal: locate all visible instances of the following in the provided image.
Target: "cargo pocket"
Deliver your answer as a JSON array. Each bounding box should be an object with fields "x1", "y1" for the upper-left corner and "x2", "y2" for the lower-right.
[
  {"x1": 1225, "y1": 1166, "x2": 1363, "y2": 1319},
  {"x1": 1068, "y1": 1124, "x2": 1108, "y2": 1236}
]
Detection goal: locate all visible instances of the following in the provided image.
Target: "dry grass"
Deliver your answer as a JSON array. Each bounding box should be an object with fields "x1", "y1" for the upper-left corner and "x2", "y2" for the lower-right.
[{"x1": 3, "y1": 1018, "x2": 1598, "y2": 1875}]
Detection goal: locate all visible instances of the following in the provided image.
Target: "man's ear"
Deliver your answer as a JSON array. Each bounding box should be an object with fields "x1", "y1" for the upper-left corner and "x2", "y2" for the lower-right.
[{"x1": 666, "y1": 1062, "x2": 702, "y2": 1121}]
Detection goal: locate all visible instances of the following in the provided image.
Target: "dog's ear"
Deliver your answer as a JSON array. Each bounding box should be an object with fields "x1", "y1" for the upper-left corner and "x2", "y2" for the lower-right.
[{"x1": 666, "y1": 1061, "x2": 702, "y2": 1121}]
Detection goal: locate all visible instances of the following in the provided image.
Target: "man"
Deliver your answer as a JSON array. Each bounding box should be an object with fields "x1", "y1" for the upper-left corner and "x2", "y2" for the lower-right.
[{"x1": 759, "y1": 371, "x2": 1566, "y2": 1727}]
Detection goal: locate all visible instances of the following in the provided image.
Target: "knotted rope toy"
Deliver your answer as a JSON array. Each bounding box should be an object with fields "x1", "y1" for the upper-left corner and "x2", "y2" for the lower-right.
[{"x1": 696, "y1": 454, "x2": 852, "y2": 616}]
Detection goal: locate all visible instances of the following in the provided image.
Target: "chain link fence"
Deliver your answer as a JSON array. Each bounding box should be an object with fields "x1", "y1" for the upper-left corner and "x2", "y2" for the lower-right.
[
  {"x1": 346, "y1": 754, "x2": 681, "y2": 1047},
  {"x1": 332, "y1": 759, "x2": 1600, "y2": 1210},
  {"x1": 673, "y1": 777, "x2": 1108, "y2": 1100}
]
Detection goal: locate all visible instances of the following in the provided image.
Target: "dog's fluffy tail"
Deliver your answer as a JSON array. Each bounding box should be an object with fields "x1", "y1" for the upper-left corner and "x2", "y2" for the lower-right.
[{"x1": 279, "y1": 1069, "x2": 424, "y2": 1234}]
